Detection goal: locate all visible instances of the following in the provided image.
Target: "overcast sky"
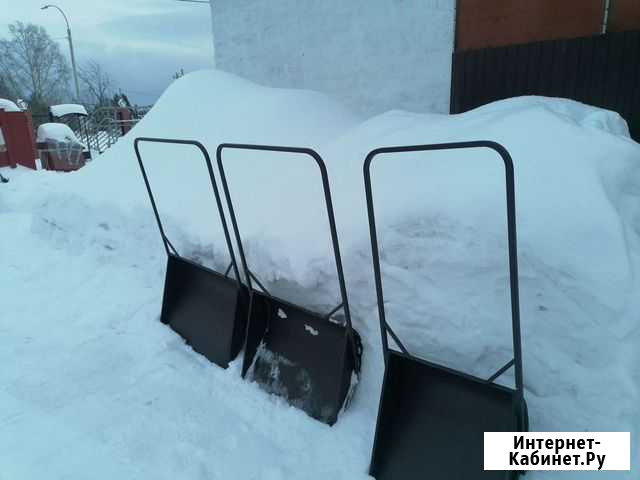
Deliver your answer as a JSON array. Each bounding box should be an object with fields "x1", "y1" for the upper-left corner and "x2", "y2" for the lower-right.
[{"x1": 0, "y1": 0, "x2": 214, "y2": 105}]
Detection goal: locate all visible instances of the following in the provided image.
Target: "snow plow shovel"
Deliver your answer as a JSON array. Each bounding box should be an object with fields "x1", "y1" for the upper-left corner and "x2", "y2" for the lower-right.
[
  {"x1": 364, "y1": 141, "x2": 529, "y2": 479},
  {"x1": 216, "y1": 143, "x2": 362, "y2": 425},
  {"x1": 134, "y1": 137, "x2": 248, "y2": 368}
]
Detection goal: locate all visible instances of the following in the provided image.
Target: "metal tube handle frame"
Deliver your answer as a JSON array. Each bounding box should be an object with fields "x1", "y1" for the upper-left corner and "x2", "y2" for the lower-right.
[
  {"x1": 216, "y1": 143, "x2": 358, "y2": 367},
  {"x1": 363, "y1": 140, "x2": 524, "y2": 398},
  {"x1": 133, "y1": 137, "x2": 242, "y2": 285}
]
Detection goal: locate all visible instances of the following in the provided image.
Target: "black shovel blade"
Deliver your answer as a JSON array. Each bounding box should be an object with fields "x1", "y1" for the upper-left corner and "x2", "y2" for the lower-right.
[
  {"x1": 242, "y1": 291, "x2": 359, "y2": 425},
  {"x1": 370, "y1": 351, "x2": 522, "y2": 480},
  {"x1": 161, "y1": 254, "x2": 248, "y2": 368}
]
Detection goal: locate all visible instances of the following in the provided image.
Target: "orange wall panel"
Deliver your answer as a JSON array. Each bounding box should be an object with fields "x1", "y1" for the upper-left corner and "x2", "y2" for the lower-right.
[{"x1": 456, "y1": 0, "x2": 604, "y2": 51}]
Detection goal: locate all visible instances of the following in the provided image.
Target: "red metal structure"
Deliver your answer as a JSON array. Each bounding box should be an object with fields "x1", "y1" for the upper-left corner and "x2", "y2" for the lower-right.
[
  {"x1": 0, "y1": 125, "x2": 8, "y2": 168},
  {"x1": 37, "y1": 140, "x2": 86, "y2": 172},
  {"x1": 116, "y1": 107, "x2": 134, "y2": 135},
  {"x1": 0, "y1": 108, "x2": 38, "y2": 170}
]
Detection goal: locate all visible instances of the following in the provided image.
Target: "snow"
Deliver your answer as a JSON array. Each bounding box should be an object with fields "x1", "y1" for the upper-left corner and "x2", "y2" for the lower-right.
[
  {"x1": 37, "y1": 123, "x2": 82, "y2": 144},
  {"x1": 0, "y1": 98, "x2": 19, "y2": 112},
  {"x1": 50, "y1": 103, "x2": 89, "y2": 118},
  {"x1": 304, "y1": 325, "x2": 319, "y2": 336},
  {"x1": 1, "y1": 69, "x2": 639, "y2": 479}
]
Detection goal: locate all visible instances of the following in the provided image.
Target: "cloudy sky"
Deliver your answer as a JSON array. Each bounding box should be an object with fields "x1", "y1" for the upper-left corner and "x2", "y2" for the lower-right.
[{"x1": 0, "y1": 0, "x2": 214, "y2": 105}]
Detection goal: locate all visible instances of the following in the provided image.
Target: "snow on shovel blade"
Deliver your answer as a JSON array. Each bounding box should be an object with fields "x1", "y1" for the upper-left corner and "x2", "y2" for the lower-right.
[
  {"x1": 161, "y1": 254, "x2": 248, "y2": 368},
  {"x1": 242, "y1": 291, "x2": 360, "y2": 425},
  {"x1": 216, "y1": 142, "x2": 361, "y2": 425}
]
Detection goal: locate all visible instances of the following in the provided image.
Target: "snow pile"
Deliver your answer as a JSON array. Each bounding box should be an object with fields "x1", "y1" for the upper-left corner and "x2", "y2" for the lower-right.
[
  {"x1": 1, "y1": 70, "x2": 639, "y2": 479},
  {"x1": 37, "y1": 123, "x2": 82, "y2": 145},
  {"x1": 42, "y1": 70, "x2": 363, "y2": 275},
  {"x1": 50, "y1": 103, "x2": 88, "y2": 117},
  {"x1": 470, "y1": 96, "x2": 632, "y2": 137},
  {"x1": 0, "y1": 98, "x2": 19, "y2": 112}
]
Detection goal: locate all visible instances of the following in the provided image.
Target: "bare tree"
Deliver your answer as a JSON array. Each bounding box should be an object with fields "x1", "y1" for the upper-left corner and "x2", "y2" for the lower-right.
[
  {"x1": 172, "y1": 68, "x2": 185, "y2": 80},
  {"x1": 0, "y1": 22, "x2": 71, "y2": 108},
  {"x1": 79, "y1": 60, "x2": 114, "y2": 108},
  {"x1": 0, "y1": 74, "x2": 15, "y2": 100}
]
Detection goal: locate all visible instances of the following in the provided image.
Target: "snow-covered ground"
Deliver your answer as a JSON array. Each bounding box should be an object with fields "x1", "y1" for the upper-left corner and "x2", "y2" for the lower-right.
[{"x1": 1, "y1": 70, "x2": 639, "y2": 478}]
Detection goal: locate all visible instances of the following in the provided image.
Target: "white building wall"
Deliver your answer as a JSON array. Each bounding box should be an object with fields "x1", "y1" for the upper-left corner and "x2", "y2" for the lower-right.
[{"x1": 210, "y1": 0, "x2": 455, "y2": 116}]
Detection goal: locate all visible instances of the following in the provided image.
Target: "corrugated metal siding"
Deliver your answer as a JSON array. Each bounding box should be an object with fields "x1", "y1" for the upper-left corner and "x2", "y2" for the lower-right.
[{"x1": 450, "y1": 30, "x2": 640, "y2": 142}]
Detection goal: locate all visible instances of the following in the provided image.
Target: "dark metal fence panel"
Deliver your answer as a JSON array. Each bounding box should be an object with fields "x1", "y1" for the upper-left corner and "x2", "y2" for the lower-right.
[{"x1": 451, "y1": 30, "x2": 640, "y2": 142}]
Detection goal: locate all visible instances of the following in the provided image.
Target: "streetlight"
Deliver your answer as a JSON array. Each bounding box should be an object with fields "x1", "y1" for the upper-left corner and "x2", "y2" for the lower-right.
[{"x1": 41, "y1": 4, "x2": 80, "y2": 102}]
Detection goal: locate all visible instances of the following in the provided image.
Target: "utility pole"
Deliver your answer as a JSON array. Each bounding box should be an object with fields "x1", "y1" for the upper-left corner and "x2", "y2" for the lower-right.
[{"x1": 41, "y1": 4, "x2": 81, "y2": 101}]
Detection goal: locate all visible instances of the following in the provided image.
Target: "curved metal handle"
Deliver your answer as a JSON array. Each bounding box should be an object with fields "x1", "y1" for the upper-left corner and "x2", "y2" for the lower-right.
[
  {"x1": 133, "y1": 136, "x2": 242, "y2": 285},
  {"x1": 363, "y1": 140, "x2": 523, "y2": 397},
  {"x1": 215, "y1": 143, "x2": 357, "y2": 351}
]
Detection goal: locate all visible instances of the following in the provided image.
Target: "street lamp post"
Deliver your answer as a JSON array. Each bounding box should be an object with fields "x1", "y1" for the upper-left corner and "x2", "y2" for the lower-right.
[{"x1": 41, "y1": 4, "x2": 80, "y2": 101}]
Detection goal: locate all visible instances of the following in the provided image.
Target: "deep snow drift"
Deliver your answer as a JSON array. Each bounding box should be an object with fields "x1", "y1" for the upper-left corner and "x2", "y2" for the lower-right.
[{"x1": 1, "y1": 70, "x2": 639, "y2": 479}]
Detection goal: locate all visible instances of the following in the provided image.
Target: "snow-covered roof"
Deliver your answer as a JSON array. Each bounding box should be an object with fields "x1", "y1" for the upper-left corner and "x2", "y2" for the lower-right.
[
  {"x1": 0, "y1": 98, "x2": 19, "y2": 112},
  {"x1": 37, "y1": 123, "x2": 82, "y2": 144},
  {"x1": 50, "y1": 103, "x2": 88, "y2": 118}
]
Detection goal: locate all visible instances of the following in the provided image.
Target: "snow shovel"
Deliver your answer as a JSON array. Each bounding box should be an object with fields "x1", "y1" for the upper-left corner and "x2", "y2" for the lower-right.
[
  {"x1": 364, "y1": 141, "x2": 529, "y2": 479},
  {"x1": 216, "y1": 143, "x2": 362, "y2": 425},
  {"x1": 134, "y1": 137, "x2": 248, "y2": 368}
]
